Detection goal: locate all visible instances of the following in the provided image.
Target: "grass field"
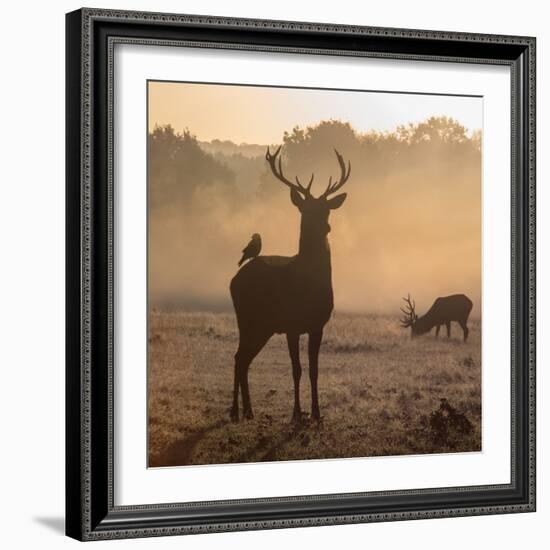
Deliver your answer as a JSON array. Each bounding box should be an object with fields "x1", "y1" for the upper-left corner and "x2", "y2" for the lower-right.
[{"x1": 148, "y1": 311, "x2": 481, "y2": 467}]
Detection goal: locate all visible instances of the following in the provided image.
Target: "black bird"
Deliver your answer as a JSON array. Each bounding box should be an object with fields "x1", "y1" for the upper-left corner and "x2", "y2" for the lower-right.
[{"x1": 238, "y1": 233, "x2": 262, "y2": 267}]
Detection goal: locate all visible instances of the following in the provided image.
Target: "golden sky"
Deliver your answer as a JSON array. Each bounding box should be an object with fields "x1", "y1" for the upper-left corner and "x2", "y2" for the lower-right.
[{"x1": 148, "y1": 80, "x2": 482, "y2": 144}]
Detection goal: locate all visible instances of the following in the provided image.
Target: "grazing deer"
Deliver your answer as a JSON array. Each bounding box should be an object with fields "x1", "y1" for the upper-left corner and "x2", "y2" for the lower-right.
[
  {"x1": 229, "y1": 146, "x2": 351, "y2": 422},
  {"x1": 400, "y1": 294, "x2": 473, "y2": 341}
]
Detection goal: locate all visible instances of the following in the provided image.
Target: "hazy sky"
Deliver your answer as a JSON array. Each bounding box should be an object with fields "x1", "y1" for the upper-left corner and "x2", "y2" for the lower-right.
[
  {"x1": 148, "y1": 81, "x2": 482, "y2": 144},
  {"x1": 148, "y1": 80, "x2": 482, "y2": 316}
]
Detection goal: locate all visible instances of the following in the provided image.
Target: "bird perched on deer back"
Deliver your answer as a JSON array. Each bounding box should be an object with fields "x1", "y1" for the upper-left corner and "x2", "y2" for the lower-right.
[{"x1": 238, "y1": 233, "x2": 262, "y2": 267}]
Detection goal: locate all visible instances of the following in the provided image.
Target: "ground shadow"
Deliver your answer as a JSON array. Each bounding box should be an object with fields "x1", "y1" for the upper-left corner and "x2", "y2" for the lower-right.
[
  {"x1": 234, "y1": 416, "x2": 321, "y2": 463},
  {"x1": 34, "y1": 516, "x2": 65, "y2": 535},
  {"x1": 150, "y1": 418, "x2": 229, "y2": 467}
]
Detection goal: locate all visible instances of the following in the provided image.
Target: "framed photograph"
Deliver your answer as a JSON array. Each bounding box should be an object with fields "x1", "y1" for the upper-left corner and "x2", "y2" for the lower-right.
[{"x1": 66, "y1": 8, "x2": 536, "y2": 541}]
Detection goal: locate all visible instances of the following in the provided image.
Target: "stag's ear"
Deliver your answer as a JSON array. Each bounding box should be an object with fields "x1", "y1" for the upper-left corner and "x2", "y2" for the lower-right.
[
  {"x1": 326, "y1": 193, "x2": 347, "y2": 210},
  {"x1": 290, "y1": 189, "x2": 305, "y2": 211}
]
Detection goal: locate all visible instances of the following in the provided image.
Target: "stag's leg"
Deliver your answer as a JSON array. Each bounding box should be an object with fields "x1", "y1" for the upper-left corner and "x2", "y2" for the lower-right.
[
  {"x1": 240, "y1": 366, "x2": 253, "y2": 420},
  {"x1": 286, "y1": 333, "x2": 302, "y2": 423},
  {"x1": 234, "y1": 330, "x2": 271, "y2": 420},
  {"x1": 459, "y1": 320, "x2": 469, "y2": 342},
  {"x1": 435, "y1": 325, "x2": 441, "y2": 338},
  {"x1": 230, "y1": 363, "x2": 240, "y2": 422},
  {"x1": 308, "y1": 330, "x2": 323, "y2": 421},
  {"x1": 445, "y1": 321, "x2": 451, "y2": 338}
]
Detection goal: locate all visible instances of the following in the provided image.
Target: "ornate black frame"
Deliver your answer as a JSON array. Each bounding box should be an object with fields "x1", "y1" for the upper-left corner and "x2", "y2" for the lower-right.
[{"x1": 66, "y1": 7, "x2": 536, "y2": 541}]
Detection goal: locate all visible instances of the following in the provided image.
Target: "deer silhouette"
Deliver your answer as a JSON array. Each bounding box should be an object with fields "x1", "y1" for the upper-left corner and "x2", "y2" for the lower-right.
[
  {"x1": 400, "y1": 293, "x2": 473, "y2": 341},
  {"x1": 229, "y1": 146, "x2": 351, "y2": 422}
]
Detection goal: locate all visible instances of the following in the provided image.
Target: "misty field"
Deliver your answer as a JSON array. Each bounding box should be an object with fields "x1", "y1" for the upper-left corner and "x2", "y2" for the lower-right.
[{"x1": 148, "y1": 310, "x2": 481, "y2": 467}]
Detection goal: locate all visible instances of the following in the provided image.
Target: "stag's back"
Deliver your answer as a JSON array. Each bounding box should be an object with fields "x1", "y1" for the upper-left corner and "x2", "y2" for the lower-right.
[{"x1": 426, "y1": 294, "x2": 473, "y2": 323}]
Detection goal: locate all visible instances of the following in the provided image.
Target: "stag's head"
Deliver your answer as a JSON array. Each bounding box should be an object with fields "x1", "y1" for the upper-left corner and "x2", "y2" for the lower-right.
[
  {"x1": 265, "y1": 146, "x2": 350, "y2": 241},
  {"x1": 400, "y1": 294, "x2": 419, "y2": 336}
]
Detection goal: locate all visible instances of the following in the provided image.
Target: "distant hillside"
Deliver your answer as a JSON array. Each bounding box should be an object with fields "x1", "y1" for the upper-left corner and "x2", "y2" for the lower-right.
[{"x1": 199, "y1": 139, "x2": 266, "y2": 158}]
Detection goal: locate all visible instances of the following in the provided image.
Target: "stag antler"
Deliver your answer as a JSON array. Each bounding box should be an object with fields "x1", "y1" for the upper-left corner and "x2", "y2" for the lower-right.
[
  {"x1": 321, "y1": 149, "x2": 351, "y2": 198},
  {"x1": 400, "y1": 293, "x2": 417, "y2": 328},
  {"x1": 265, "y1": 146, "x2": 314, "y2": 197}
]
